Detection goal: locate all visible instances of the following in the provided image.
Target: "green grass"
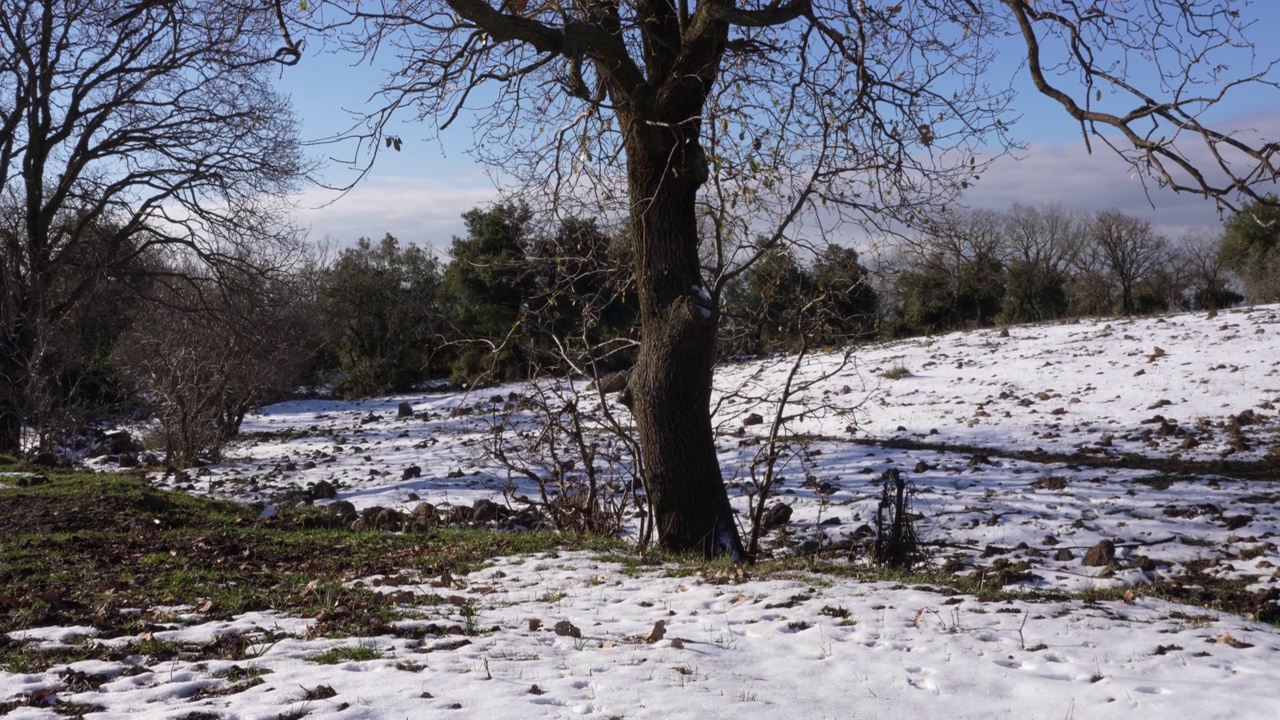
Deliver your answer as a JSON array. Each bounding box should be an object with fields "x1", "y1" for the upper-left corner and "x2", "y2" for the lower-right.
[
  {"x1": 307, "y1": 642, "x2": 383, "y2": 664},
  {"x1": 0, "y1": 465, "x2": 625, "y2": 648},
  {"x1": 879, "y1": 364, "x2": 913, "y2": 380}
]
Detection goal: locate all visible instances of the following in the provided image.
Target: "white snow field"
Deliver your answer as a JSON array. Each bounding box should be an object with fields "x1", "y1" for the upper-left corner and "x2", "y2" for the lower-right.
[{"x1": 7, "y1": 304, "x2": 1280, "y2": 719}]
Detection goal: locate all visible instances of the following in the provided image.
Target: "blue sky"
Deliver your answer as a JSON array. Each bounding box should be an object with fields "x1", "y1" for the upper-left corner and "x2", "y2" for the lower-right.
[{"x1": 275, "y1": 4, "x2": 1280, "y2": 251}]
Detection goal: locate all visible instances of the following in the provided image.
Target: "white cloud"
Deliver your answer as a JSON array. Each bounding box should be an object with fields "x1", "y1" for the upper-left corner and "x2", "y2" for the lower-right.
[
  {"x1": 292, "y1": 176, "x2": 499, "y2": 252},
  {"x1": 963, "y1": 109, "x2": 1280, "y2": 238}
]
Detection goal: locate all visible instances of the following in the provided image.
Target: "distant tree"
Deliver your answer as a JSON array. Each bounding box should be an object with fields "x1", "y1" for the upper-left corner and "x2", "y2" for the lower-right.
[
  {"x1": 0, "y1": 0, "x2": 304, "y2": 454},
  {"x1": 809, "y1": 244, "x2": 879, "y2": 344},
  {"x1": 1085, "y1": 210, "x2": 1169, "y2": 315},
  {"x1": 1177, "y1": 229, "x2": 1242, "y2": 310},
  {"x1": 526, "y1": 216, "x2": 637, "y2": 373},
  {"x1": 1220, "y1": 196, "x2": 1280, "y2": 303},
  {"x1": 115, "y1": 265, "x2": 317, "y2": 466},
  {"x1": 730, "y1": 241, "x2": 810, "y2": 353},
  {"x1": 896, "y1": 263, "x2": 955, "y2": 335},
  {"x1": 894, "y1": 209, "x2": 1006, "y2": 333},
  {"x1": 442, "y1": 204, "x2": 537, "y2": 384},
  {"x1": 999, "y1": 203, "x2": 1083, "y2": 323},
  {"x1": 321, "y1": 234, "x2": 445, "y2": 397}
]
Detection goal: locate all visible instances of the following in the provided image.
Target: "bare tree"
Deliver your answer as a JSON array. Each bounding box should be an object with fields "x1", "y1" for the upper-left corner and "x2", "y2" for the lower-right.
[
  {"x1": 1087, "y1": 209, "x2": 1170, "y2": 315},
  {"x1": 114, "y1": 260, "x2": 320, "y2": 467},
  {"x1": 302, "y1": 1, "x2": 1280, "y2": 558},
  {"x1": 0, "y1": 0, "x2": 306, "y2": 454},
  {"x1": 1174, "y1": 229, "x2": 1239, "y2": 310},
  {"x1": 894, "y1": 208, "x2": 1007, "y2": 331},
  {"x1": 999, "y1": 202, "x2": 1085, "y2": 322}
]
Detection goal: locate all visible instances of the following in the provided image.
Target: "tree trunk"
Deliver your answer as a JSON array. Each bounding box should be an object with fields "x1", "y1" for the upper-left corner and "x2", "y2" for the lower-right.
[
  {"x1": 624, "y1": 125, "x2": 746, "y2": 560},
  {"x1": 0, "y1": 404, "x2": 20, "y2": 456},
  {"x1": 0, "y1": 321, "x2": 36, "y2": 455}
]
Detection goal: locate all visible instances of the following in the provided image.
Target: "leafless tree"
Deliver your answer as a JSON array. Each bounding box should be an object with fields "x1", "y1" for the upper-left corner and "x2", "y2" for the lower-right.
[
  {"x1": 299, "y1": 1, "x2": 1280, "y2": 558},
  {"x1": 0, "y1": 0, "x2": 307, "y2": 454},
  {"x1": 999, "y1": 202, "x2": 1085, "y2": 322},
  {"x1": 114, "y1": 262, "x2": 321, "y2": 467},
  {"x1": 1166, "y1": 228, "x2": 1243, "y2": 310},
  {"x1": 1087, "y1": 209, "x2": 1170, "y2": 315}
]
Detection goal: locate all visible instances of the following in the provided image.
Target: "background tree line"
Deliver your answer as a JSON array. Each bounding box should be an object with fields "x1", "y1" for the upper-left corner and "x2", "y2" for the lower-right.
[
  {"x1": 881, "y1": 199, "x2": 1278, "y2": 337},
  {"x1": 9, "y1": 194, "x2": 1276, "y2": 468}
]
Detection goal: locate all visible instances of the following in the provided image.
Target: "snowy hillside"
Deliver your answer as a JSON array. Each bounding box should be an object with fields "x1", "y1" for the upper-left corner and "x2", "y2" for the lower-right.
[{"x1": 7, "y1": 304, "x2": 1280, "y2": 718}]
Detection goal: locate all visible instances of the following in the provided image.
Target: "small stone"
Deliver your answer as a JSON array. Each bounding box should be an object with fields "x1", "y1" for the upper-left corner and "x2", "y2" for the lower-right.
[
  {"x1": 1081, "y1": 540, "x2": 1115, "y2": 567},
  {"x1": 646, "y1": 620, "x2": 666, "y2": 643},
  {"x1": 553, "y1": 620, "x2": 582, "y2": 639},
  {"x1": 471, "y1": 499, "x2": 500, "y2": 524},
  {"x1": 311, "y1": 480, "x2": 337, "y2": 499}
]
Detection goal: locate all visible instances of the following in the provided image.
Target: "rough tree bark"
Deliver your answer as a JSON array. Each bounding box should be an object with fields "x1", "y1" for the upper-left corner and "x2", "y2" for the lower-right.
[{"x1": 624, "y1": 118, "x2": 745, "y2": 557}]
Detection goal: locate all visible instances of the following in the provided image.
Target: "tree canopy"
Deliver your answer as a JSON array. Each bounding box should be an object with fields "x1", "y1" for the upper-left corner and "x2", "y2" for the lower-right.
[{"x1": 1, "y1": 0, "x2": 307, "y2": 452}]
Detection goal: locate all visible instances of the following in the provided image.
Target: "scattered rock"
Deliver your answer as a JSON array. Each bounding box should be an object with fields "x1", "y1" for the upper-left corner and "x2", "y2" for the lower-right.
[
  {"x1": 1055, "y1": 548, "x2": 1074, "y2": 562},
  {"x1": 553, "y1": 620, "x2": 582, "y2": 639},
  {"x1": 397, "y1": 401, "x2": 413, "y2": 418},
  {"x1": 1132, "y1": 555, "x2": 1157, "y2": 572},
  {"x1": 353, "y1": 506, "x2": 404, "y2": 531},
  {"x1": 90, "y1": 430, "x2": 139, "y2": 457},
  {"x1": 1081, "y1": 539, "x2": 1116, "y2": 567},
  {"x1": 1030, "y1": 475, "x2": 1067, "y2": 491},
  {"x1": 310, "y1": 480, "x2": 338, "y2": 500},
  {"x1": 327, "y1": 501, "x2": 358, "y2": 526},
  {"x1": 410, "y1": 502, "x2": 436, "y2": 530},
  {"x1": 471, "y1": 499, "x2": 501, "y2": 525},
  {"x1": 759, "y1": 503, "x2": 793, "y2": 533},
  {"x1": 590, "y1": 371, "x2": 630, "y2": 394},
  {"x1": 1224, "y1": 515, "x2": 1252, "y2": 530},
  {"x1": 13, "y1": 473, "x2": 48, "y2": 488}
]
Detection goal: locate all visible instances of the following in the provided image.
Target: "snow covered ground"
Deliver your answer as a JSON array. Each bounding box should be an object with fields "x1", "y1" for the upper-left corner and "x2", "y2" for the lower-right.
[{"x1": 8, "y1": 304, "x2": 1280, "y2": 718}]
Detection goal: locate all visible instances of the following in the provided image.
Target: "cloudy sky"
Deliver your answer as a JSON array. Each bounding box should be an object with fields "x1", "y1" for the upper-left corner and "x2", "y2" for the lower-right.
[{"x1": 275, "y1": 5, "x2": 1280, "y2": 252}]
